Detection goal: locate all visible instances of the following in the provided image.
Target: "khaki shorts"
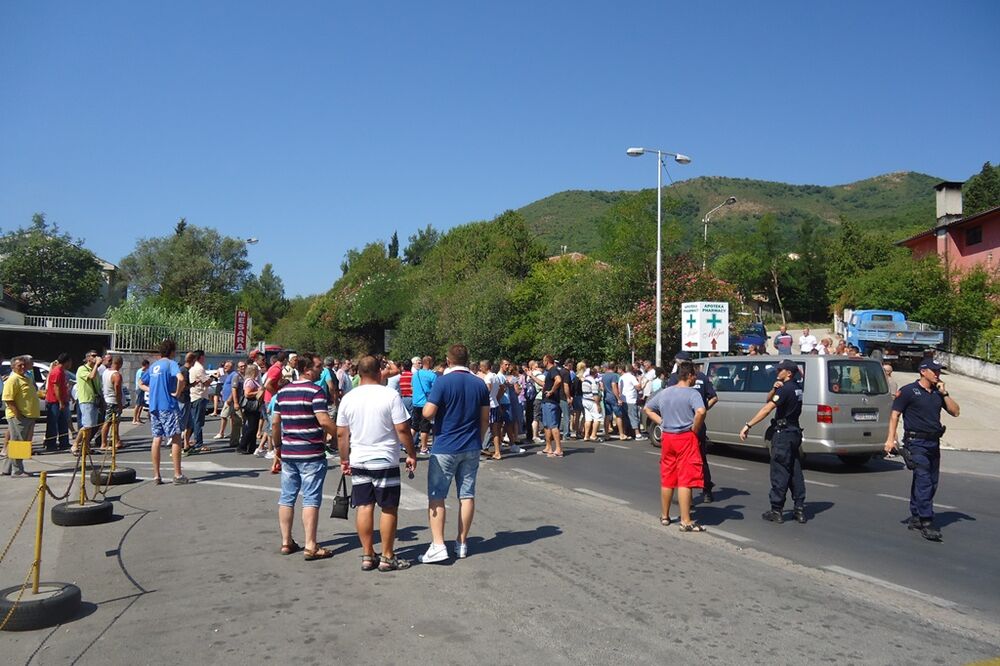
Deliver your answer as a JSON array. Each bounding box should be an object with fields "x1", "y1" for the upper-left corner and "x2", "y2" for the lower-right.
[{"x1": 221, "y1": 403, "x2": 233, "y2": 418}]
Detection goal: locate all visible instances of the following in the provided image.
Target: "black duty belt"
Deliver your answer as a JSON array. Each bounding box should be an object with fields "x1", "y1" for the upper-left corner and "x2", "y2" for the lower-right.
[
  {"x1": 904, "y1": 431, "x2": 942, "y2": 442},
  {"x1": 773, "y1": 419, "x2": 800, "y2": 430}
]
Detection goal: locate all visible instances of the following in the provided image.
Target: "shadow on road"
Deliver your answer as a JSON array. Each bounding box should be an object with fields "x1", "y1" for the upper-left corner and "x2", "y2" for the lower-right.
[
  {"x1": 710, "y1": 444, "x2": 904, "y2": 475},
  {"x1": 465, "y1": 524, "x2": 562, "y2": 555},
  {"x1": 933, "y1": 510, "x2": 976, "y2": 529}
]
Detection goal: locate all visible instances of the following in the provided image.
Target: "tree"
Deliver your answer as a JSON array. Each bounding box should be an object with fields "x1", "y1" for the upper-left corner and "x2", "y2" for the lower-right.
[
  {"x1": 238, "y1": 263, "x2": 289, "y2": 339},
  {"x1": 119, "y1": 221, "x2": 252, "y2": 321},
  {"x1": 0, "y1": 213, "x2": 105, "y2": 315},
  {"x1": 963, "y1": 162, "x2": 1000, "y2": 217},
  {"x1": 387, "y1": 231, "x2": 399, "y2": 259},
  {"x1": 403, "y1": 224, "x2": 440, "y2": 266},
  {"x1": 826, "y1": 220, "x2": 905, "y2": 309}
]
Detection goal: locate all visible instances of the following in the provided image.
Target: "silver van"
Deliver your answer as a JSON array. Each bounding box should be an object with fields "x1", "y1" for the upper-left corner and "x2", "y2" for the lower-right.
[{"x1": 700, "y1": 354, "x2": 891, "y2": 467}]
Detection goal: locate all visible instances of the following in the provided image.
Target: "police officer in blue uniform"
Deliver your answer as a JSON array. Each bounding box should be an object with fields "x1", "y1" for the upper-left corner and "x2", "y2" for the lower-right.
[
  {"x1": 884, "y1": 360, "x2": 959, "y2": 542},
  {"x1": 739, "y1": 359, "x2": 806, "y2": 524},
  {"x1": 666, "y1": 351, "x2": 719, "y2": 502}
]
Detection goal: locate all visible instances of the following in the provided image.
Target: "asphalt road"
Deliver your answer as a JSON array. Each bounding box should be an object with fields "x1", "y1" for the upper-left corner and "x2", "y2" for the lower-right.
[
  {"x1": 500, "y1": 436, "x2": 1000, "y2": 618},
  {"x1": 1, "y1": 421, "x2": 998, "y2": 665}
]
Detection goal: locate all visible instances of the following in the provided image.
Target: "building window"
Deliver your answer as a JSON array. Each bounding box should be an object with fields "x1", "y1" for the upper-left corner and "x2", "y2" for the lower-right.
[{"x1": 966, "y1": 226, "x2": 983, "y2": 246}]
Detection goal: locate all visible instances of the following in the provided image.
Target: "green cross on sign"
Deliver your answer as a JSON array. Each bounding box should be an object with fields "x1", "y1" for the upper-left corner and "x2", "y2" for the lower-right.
[
  {"x1": 686, "y1": 315, "x2": 697, "y2": 328},
  {"x1": 706, "y1": 314, "x2": 722, "y2": 329}
]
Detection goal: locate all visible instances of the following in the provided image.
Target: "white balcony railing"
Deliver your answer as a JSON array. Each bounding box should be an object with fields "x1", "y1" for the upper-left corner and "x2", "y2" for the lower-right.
[
  {"x1": 111, "y1": 324, "x2": 233, "y2": 354},
  {"x1": 22, "y1": 315, "x2": 111, "y2": 332}
]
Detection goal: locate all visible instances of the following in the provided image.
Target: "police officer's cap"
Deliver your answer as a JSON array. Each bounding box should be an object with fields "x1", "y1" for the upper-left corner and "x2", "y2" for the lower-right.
[
  {"x1": 674, "y1": 351, "x2": 693, "y2": 361},
  {"x1": 918, "y1": 360, "x2": 943, "y2": 372},
  {"x1": 776, "y1": 359, "x2": 799, "y2": 375}
]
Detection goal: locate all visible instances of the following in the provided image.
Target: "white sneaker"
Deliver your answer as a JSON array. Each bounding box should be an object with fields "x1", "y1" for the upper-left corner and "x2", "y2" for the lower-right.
[
  {"x1": 419, "y1": 543, "x2": 449, "y2": 563},
  {"x1": 455, "y1": 541, "x2": 468, "y2": 559},
  {"x1": 253, "y1": 447, "x2": 265, "y2": 458},
  {"x1": 264, "y1": 450, "x2": 275, "y2": 460},
  {"x1": 509, "y1": 445, "x2": 524, "y2": 455},
  {"x1": 213, "y1": 433, "x2": 225, "y2": 439}
]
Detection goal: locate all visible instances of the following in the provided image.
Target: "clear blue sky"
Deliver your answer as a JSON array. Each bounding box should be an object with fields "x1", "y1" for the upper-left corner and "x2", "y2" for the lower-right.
[{"x1": 2, "y1": 1, "x2": 998, "y2": 297}]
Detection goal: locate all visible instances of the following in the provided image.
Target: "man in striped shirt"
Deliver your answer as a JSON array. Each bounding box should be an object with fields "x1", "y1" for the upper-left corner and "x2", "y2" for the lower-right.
[{"x1": 273, "y1": 353, "x2": 337, "y2": 561}]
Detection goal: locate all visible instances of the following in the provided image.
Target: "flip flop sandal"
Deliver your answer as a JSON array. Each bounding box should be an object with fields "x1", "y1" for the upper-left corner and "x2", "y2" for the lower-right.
[
  {"x1": 678, "y1": 522, "x2": 706, "y2": 532},
  {"x1": 361, "y1": 554, "x2": 378, "y2": 571},
  {"x1": 303, "y1": 547, "x2": 334, "y2": 561},
  {"x1": 280, "y1": 541, "x2": 301, "y2": 555},
  {"x1": 378, "y1": 555, "x2": 411, "y2": 571},
  {"x1": 660, "y1": 516, "x2": 672, "y2": 526}
]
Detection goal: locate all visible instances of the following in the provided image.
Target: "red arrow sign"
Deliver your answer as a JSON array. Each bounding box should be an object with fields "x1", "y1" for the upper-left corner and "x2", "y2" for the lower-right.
[
  {"x1": 684, "y1": 341, "x2": 698, "y2": 348},
  {"x1": 711, "y1": 338, "x2": 718, "y2": 350}
]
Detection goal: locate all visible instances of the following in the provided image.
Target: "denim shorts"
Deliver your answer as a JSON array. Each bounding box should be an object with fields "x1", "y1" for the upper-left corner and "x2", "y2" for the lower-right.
[
  {"x1": 604, "y1": 400, "x2": 622, "y2": 418},
  {"x1": 150, "y1": 409, "x2": 182, "y2": 438},
  {"x1": 279, "y1": 459, "x2": 328, "y2": 508},
  {"x1": 178, "y1": 402, "x2": 192, "y2": 431},
  {"x1": 540, "y1": 401, "x2": 561, "y2": 429},
  {"x1": 427, "y1": 450, "x2": 480, "y2": 500},
  {"x1": 79, "y1": 402, "x2": 100, "y2": 429},
  {"x1": 626, "y1": 403, "x2": 640, "y2": 429}
]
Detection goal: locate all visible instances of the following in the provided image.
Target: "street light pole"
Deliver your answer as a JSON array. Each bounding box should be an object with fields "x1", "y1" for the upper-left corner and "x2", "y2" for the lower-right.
[
  {"x1": 626, "y1": 147, "x2": 691, "y2": 369},
  {"x1": 701, "y1": 196, "x2": 737, "y2": 270}
]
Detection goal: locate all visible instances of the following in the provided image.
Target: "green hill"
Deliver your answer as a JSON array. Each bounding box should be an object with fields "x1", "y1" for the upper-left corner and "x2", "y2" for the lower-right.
[{"x1": 518, "y1": 171, "x2": 941, "y2": 255}]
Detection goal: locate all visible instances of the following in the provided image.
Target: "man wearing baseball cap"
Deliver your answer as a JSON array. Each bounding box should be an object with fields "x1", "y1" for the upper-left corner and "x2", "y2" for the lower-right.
[
  {"x1": 883, "y1": 359, "x2": 959, "y2": 542},
  {"x1": 739, "y1": 359, "x2": 806, "y2": 524}
]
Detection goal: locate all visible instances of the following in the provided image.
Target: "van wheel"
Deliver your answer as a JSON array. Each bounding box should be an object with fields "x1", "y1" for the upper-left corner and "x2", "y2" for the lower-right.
[
  {"x1": 648, "y1": 424, "x2": 661, "y2": 448},
  {"x1": 838, "y1": 454, "x2": 873, "y2": 468}
]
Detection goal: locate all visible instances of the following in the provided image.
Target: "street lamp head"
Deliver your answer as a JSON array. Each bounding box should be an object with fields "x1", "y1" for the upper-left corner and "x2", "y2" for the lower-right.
[
  {"x1": 725, "y1": 196, "x2": 737, "y2": 205},
  {"x1": 673, "y1": 153, "x2": 692, "y2": 165},
  {"x1": 626, "y1": 147, "x2": 645, "y2": 157},
  {"x1": 245, "y1": 237, "x2": 259, "y2": 245}
]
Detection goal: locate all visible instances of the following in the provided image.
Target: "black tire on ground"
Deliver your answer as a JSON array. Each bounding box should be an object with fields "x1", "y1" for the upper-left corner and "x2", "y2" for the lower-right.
[
  {"x1": 51, "y1": 500, "x2": 114, "y2": 527},
  {"x1": 90, "y1": 467, "x2": 137, "y2": 486},
  {"x1": 838, "y1": 453, "x2": 873, "y2": 468},
  {"x1": 648, "y1": 423, "x2": 662, "y2": 448},
  {"x1": 0, "y1": 582, "x2": 81, "y2": 631}
]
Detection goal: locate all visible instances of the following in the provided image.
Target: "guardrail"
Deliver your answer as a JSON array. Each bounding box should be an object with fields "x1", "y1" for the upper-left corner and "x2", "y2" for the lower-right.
[
  {"x1": 22, "y1": 316, "x2": 110, "y2": 332},
  {"x1": 111, "y1": 324, "x2": 232, "y2": 354}
]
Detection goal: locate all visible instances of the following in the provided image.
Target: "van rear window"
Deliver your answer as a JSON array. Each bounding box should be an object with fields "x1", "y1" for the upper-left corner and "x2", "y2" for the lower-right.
[{"x1": 828, "y1": 361, "x2": 888, "y2": 395}]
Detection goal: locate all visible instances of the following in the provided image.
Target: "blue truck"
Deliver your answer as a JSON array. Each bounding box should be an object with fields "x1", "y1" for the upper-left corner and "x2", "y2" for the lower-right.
[{"x1": 843, "y1": 310, "x2": 944, "y2": 370}]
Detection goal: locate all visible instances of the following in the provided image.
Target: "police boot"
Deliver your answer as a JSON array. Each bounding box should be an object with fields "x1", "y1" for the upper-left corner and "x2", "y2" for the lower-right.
[
  {"x1": 793, "y1": 507, "x2": 807, "y2": 524},
  {"x1": 761, "y1": 509, "x2": 784, "y2": 524},
  {"x1": 919, "y1": 520, "x2": 942, "y2": 542}
]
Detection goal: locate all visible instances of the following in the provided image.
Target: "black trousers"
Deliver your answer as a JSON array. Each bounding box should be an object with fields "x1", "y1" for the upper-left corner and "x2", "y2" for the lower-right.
[
  {"x1": 238, "y1": 409, "x2": 261, "y2": 453},
  {"x1": 769, "y1": 427, "x2": 805, "y2": 510},
  {"x1": 698, "y1": 424, "x2": 713, "y2": 489}
]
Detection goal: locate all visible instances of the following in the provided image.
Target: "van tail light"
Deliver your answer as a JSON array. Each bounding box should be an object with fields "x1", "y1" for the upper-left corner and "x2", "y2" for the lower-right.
[{"x1": 817, "y1": 405, "x2": 833, "y2": 424}]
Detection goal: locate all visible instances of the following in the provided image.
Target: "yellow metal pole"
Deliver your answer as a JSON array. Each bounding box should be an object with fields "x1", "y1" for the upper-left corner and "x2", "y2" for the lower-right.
[
  {"x1": 34, "y1": 472, "x2": 46, "y2": 594},
  {"x1": 111, "y1": 412, "x2": 117, "y2": 472},
  {"x1": 79, "y1": 435, "x2": 87, "y2": 506}
]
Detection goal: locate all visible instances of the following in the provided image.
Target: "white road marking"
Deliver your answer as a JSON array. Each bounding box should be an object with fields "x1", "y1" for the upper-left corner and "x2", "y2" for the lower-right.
[
  {"x1": 804, "y1": 479, "x2": 839, "y2": 488},
  {"x1": 572, "y1": 488, "x2": 630, "y2": 505},
  {"x1": 647, "y1": 451, "x2": 660, "y2": 456},
  {"x1": 941, "y1": 469, "x2": 1000, "y2": 480},
  {"x1": 876, "y1": 493, "x2": 957, "y2": 510},
  {"x1": 823, "y1": 565, "x2": 958, "y2": 609},
  {"x1": 710, "y1": 462, "x2": 748, "y2": 471},
  {"x1": 704, "y1": 527, "x2": 753, "y2": 543},
  {"x1": 602, "y1": 443, "x2": 630, "y2": 450},
  {"x1": 509, "y1": 467, "x2": 549, "y2": 480}
]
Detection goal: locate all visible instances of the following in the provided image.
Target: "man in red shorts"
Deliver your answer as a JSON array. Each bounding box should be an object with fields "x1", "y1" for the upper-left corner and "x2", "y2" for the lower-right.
[{"x1": 643, "y1": 361, "x2": 707, "y2": 532}]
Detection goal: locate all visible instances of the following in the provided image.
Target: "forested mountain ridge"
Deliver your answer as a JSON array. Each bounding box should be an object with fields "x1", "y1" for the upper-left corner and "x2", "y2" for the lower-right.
[{"x1": 518, "y1": 171, "x2": 941, "y2": 256}]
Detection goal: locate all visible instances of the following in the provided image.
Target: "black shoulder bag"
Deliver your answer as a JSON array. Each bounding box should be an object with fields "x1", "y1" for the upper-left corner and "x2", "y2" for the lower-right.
[{"x1": 330, "y1": 473, "x2": 351, "y2": 519}]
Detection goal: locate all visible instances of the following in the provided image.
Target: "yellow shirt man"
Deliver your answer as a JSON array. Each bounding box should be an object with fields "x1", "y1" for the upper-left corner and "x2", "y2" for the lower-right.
[{"x1": 3, "y1": 371, "x2": 39, "y2": 420}]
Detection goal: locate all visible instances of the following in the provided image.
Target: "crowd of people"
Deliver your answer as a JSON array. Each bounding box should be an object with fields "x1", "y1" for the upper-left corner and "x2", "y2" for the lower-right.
[{"x1": 2, "y1": 321, "x2": 958, "y2": 557}]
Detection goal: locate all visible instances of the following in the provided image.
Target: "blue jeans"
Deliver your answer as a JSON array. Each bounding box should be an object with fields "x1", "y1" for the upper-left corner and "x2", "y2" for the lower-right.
[
  {"x1": 45, "y1": 402, "x2": 70, "y2": 450},
  {"x1": 427, "y1": 449, "x2": 480, "y2": 500},
  {"x1": 190, "y1": 398, "x2": 207, "y2": 447},
  {"x1": 279, "y1": 459, "x2": 328, "y2": 508}
]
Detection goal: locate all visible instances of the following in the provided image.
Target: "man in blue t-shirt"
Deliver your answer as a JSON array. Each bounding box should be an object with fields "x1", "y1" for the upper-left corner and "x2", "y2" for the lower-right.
[
  {"x1": 602, "y1": 362, "x2": 624, "y2": 440},
  {"x1": 410, "y1": 355, "x2": 437, "y2": 456},
  {"x1": 214, "y1": 361, "x2": 238, "y2": 441},
  {"x1": 419, "y1": 344, "x2": 488, "y2": 564},
  {"x1": 147, "y1": 339, "x2": 190, "y2": 485}
]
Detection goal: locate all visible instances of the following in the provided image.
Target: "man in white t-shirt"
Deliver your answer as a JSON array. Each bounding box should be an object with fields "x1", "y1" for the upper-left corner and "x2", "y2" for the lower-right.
[
  {"x1": 337, "y1": 355, "x2": 416, "y2": 572},
  {"x1": 479, "y1": 360, "x2": 505, "y2": 459},
  {"x1": 619, "y1": 366, "x2": 641, "y2": 438},
  {"x1": 799, "y1": 328, "x2": 818, "y2": 354}
]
